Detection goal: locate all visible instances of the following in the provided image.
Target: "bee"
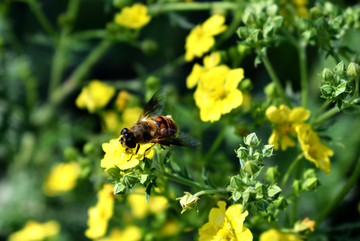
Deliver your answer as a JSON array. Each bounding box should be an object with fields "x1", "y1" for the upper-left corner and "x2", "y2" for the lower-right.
[{"x1": 119, "y1": 89, "x2": 200, "y2": 154}]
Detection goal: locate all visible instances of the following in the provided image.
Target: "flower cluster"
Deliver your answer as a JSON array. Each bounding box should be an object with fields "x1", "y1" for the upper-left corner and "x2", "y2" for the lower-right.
[
  {"x1": 185, "y1": 15, "x2": 227, "y2": 62},
  {"x1": 266, "y1": 105, "x2": 333, "y2": 173},
  {"x1": 85, "y1": 184, "x2": 115, "y2": 239},
  {"x1": 187, "y1": 52, "x2": 245, "y2": 122},
  {"x1": 198, "y1": 201, "x2": 253, "y2": 241}
]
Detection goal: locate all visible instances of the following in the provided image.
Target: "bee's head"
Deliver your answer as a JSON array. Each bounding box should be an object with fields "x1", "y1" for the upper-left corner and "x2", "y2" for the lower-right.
[{"x1": 119, "y1": 128, "x2": 136, "y2": 148}]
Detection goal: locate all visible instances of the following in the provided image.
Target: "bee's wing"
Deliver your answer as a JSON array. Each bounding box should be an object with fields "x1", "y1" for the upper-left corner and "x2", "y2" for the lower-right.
[
  {"x1": 150, "y1": 131, "x2": 200, "y2": 148},
  {"x1": 139, "y1": 88, "x2": 167, "y2": 119}
]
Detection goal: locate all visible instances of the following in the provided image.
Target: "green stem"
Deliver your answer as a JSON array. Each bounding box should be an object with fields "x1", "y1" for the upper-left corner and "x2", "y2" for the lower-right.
[
  {"x1": 349, "y1": 76, "x2": 359, "y2": 104},
  {"x1": 194, "y1": 188, "x2": 228, "y2": 197},
  {"x1": 72, "y1": 30, "x2": 107, "y2": 40},
  {"x1": 316, "y1": 157, "x2": 360, "y2": 228},
  {"x1": 298, "y1": 43, "x2": 308, "y2": 108},
  {"x1": 27, "y1": 0, "x2": 57, "y2": 44},
  {"x1": 310, "y1": 101, "x2": 331, "y2": 125},
  {"x1": 50, "y1": 39, "x2": 113, "y2": 105},
  {"x1": 290, "y1": 155, "x2": 304, "y2": 226},
  {"x1": 203, "y1": 126, "x2": 228, "y2": 165},
  {"x1": 281, "y1": 154, "x2": 304, "y2": 189},
  {"x1": 262, "y1": 55, "x2": 292, "y2": 107},
  {"x1": 148, "y1": 2, "x2": 240, "y2": 14},
  {"x1": 159, "y1": 171, "x2": 208, "y2": 190},
  {"x1": 312, "y1": 106, "x2": 339, "y2": 126}
]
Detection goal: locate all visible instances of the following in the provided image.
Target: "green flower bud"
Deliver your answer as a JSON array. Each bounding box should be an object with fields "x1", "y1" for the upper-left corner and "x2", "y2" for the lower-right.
[
  {"x1": 255, "y1": 182, "x2": 264, "y2": 199},
  {"x1": 139, "y1": 174, "x2": 149, "y2": 184},
  {"x1": 303, "y1": 169, "x2": 316, "y2": 179},
  {"x1": 177, "y1": 192, "x2": 200, "y2": 214},
  {"x1": 302, "y1": 177, "x2": 320, "y2": 191},
  {"x1": 249, "y1": 29, "x2": 263, "y2": 42},
  {"x1": 123, "y1": 175, "x2": 138, "y2": 188},
  {"x1": 83, "y1": 142, "x2": 96, "y2": 155},
  {"x1": 114, "y1": 182, "x2": 126, "y2": 195},
  {"x1": 243, "y1": 161, "x2": 260, "y2": 176},
  {"x1": 263, "y1": 24, "x2": 275, "y2": 38},
  {"x1": 236, "y1": 146, "x2": 248, "y2": 159},
  {"x1": 64, "y1": 147, "x2": 79, "y2": 161},
  {"x1": 229, "y1": 175, "x2": 243, "y2": 189},
  {"x1": 266, "y1": 5, "x2": 278, "y2": 16},
  {"x1": 267, "y1": 184, "x2": 281, "y2": 198},
  {"x1": 272, "y1": 16, "x2": 284, "y2": 29},
  {"x1": 145, "y1": 76, "x2": 160, "y2": 89},
  {"x1": 265, "y1": 166, "x2": 279, "y2": 183},
  {"x1": 262, "y1": 144, "x2": 274, "y2": 157},
  {"x1": 334, "y1": 61, "x2": 345, "y2": 75},
  {"x1": 237, "y1": 27, "x2": 249, "y2": 39},
  {"x1": 320, "y1": 84, "x2": 333, "y2": 96},
  {"x1": 244, "y1": 133, "x2": 260, "y2": 147},
  {"x1": 264, "y1": 82, "x2": 277, "y2": 97},
  {"x1": 309, "y1": 7, "x2": 323, "y2": 20},
  {"x1": 273, "y1": 196, "x2": 288, "y2": 210},
  {"x1": 239, "y1": 78, "x2": 252, "y2": 91},
  {"x1": 334, "y1": 80, "x2": 347, "y2": 97},
  {"x1": 321, "y1": 68, "x2": 334, "y2": 81},
  {"x1": 242, "y1": 10, "x2": 256, "y2": 26},
  {"x1": 347, "y1": 62, "x2": 360, "y2": 78},
  {"x1": 232, "y1": 191, "x2": 242, "y2": 201},
  {"x1": 141, "y1": 39, "x2": 158, "y2": 55}
]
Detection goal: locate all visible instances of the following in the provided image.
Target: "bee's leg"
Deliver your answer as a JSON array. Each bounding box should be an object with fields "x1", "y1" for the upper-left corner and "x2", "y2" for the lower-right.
[
  {"x1": 126, "y1": 154, "x2": 134, "y2": 162},
  {"x1": 135, "y1": 144, "x2": 140, "y2": 154},
  {"x1": 160, "y1": 145, "x2": 166, "y2": 150},
  {"x1": 142, "y1": 144, "x2": 156, "y2": 159}
]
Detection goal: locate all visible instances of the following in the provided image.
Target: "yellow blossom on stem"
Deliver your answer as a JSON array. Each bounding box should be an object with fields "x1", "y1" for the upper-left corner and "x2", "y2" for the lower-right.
[
  {"x1": 97, "y1": 226, "x2": 142, "y2": 241},
  {"x1": 160, "y1": 220, "x2": 180, "y2": 237},
  {"x1": 8, "y1": 220, "x2": 60, "y2": 241},
  {"x1": 75, "y1": 80, "x2": 115, "y2": 113},
  {"x1": 115, "y1": 4, "x2": 151, "y2": 29},
  {"x1": 295, "y1": 123, "x2": 333, "y2": 174},
  {"x1": 186, "y1": 52, "x2": 221, "y2": 89},
  {"x1": 185, "y1": 15, "x2": 227, "y2": 62},
  {"x1": 198, "y1": 201, "x2": 253, "y2": 241},
  {"x1": 194, "y1": 66, "x2": 244, "y2": 122},
  {"x1": 103, "y1": 111, "x2": 121, "y2": 133},
  {"x1": 127, "y1": 187, "x2": 168, "y2": 218},
  {"x1": 266, "y1": 105, "x2": 310, "y2": 150},
  {"x1": 260, "y1": 229, "x2": 302, "y2": 241},
  {"x1": 85, "y1": 184, "x2": 114, "y2": 239},
  {"x1": 115, "y1": 90, "x2": 130, "y2": 112},
  {"x1": 101, "y1": 138, "x2": 154, "y2": 170},
  {"x1": 43, "y1": 162, "x2": 80, "y2": 196}
]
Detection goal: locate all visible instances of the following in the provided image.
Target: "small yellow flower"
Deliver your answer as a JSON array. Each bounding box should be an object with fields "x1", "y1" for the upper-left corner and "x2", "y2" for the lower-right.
[
  {"x1": 186, "y1": 52, "x2": 221, "y2": 89},
  {"x1": 115, "y1": 90, "x2": 130, "y2": 112},
  {"x1": 198, "y1": 201, "x2": 253, "y2": 241},
  {"x1": 127, "y1": 187, "x2": 168, "y2": 218},
  {"x1": 295, "y1": 123, "x2": 333, "y2": 174},
  {"x1": 260, "y1": 229, "x2": 302, "y2": 241},
  {"x1": 100, "y1": 138, "x2": 154, "y2": 170},
  {"x1": 160, "y1": 220, "x2": 180, "y2": 237},
  {"x1": 185, "y1": 15, "x2": 227, "y2": 62},
  {"x1": 103, "y1": 111, "x2": 121, "y2": 133},
  {"x1": 97, "y1": 226, "x2": 142, "y2": 241},
  {"x1": 43, "y1": 162, "x2": 80, "y2": 196},
  {"x1": 76, "y1": 80, "x2": 115, "y2": 113},
  {"x1": 266, "y1": 105, "x2": 310, "y2": 150},
  {"x1": 115, "y1": 4, "x2": 151, "y2": 29},
  {"x1": 85, "y1": 184, "x2": 114, "y2": 239},
  {"x1": 121, "y1": 107, "x2": 143, "y2": 129},
  {"x1": 8, "y1": 220, "x2": 60, "y2": 241},
  {"x1": 194, "y1": 66, "x2": 244, "y2": 122}
]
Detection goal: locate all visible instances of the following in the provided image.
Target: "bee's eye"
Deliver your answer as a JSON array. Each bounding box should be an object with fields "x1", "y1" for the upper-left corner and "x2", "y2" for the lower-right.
[
  {"x1": 121, "y1": 128, "x2": 128, "y2": 135},
  {"x1": 126, "y1": 137, "x2": 136, "y2": 148}
]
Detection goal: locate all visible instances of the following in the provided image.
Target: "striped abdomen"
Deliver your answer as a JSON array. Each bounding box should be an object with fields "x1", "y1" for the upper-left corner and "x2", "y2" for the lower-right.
[{"x1": 148, "y1": 116, "x2": 178, "y2": 138}]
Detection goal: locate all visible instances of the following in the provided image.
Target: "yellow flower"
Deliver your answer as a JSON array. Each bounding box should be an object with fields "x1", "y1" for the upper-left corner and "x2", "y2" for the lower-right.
[
  {"x1": 101, "y1": 138, "x2": 154, "y2": 170},
  {"x1": 295, "y1": 123, "x2": 333, "y2": 174},
  {"x1": 8, "y1": 220, "x2": 60, "y2": 241},
  {"x1": 127, "y1": 187, "x2": 168, "y2": 218},
  {"x1": 266, "y1": 105, "x2": 310, "y2": 150},
  {"x1": 194, "y1": 66, "x2": 244, "y2": 122},
  {"x1": 198, "y1": 201, "x2": 253, "y2": 241},
  {"x1": 43, "y1": 162, "x2": 80, "y2": 196},
  {"x1": 260, "y1": 229, "x2": 302, "y2": 241},
  {"x1": 280, "y1": 0, "x2": 309, "y2": 19},
  {"x1": 186, "y1": 52, "x2": 221, "y2": 89},
  {"x1": 115, "y1": 90, "x2": 130, "y2": 112},
  {"x1": 85, "y1": 184, "x2": 114, "y2": 239},
  {"x1": 103, "y1": 111, "x2": 121, "y2": 133},
  {"x1": 121, "y1": 107, "x2": 143, "y2": 129},
  {"x1": 115, "y1": 4, "x2": 151, "y2": 29},
  {"x1": 76, "y1": 80, "x2": 116, "y2": 113},
  {"x1": 161, "y1": 220, "x2": 180, "y2": 237},
  {"x1": 97, "y1": 226, "x2": 142, "y2": 241},
  {"x1": 185, "y1": 15, "x2": 227, "y2": 62}
]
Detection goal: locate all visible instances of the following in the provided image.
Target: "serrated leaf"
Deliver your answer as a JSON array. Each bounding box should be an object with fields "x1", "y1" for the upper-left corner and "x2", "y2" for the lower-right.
[
  {"x1": 268, "y1": 185, "x2": 281, "y2": 198},
  {"x1": 114, "y1": 182, "x2": 126, "y2": 195}
]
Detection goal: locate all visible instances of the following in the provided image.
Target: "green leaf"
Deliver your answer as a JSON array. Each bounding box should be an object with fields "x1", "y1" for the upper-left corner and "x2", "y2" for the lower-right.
[
  {"x1": 268, "y1": 184, "x2": 281, "y2": 198},
  {"x1": 114, "y1": 182, "x2": 126, "y2": 195}
]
